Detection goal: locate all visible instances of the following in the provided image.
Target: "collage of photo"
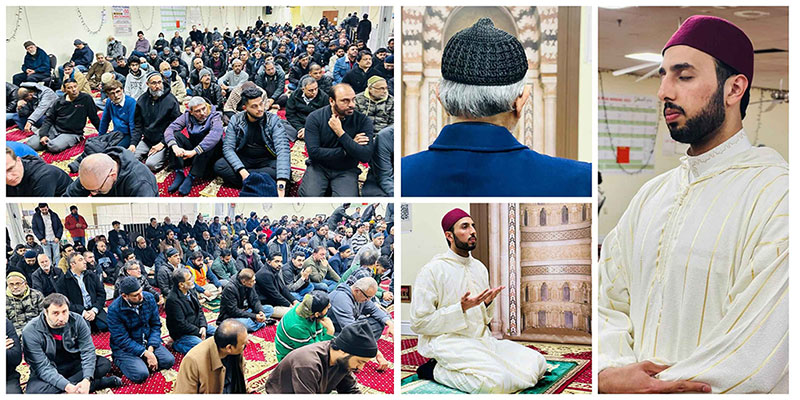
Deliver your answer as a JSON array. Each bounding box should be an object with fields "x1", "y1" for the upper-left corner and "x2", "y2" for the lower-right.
[{"x1": 4, "y1": 3, "x2": 791, "y2": 397}]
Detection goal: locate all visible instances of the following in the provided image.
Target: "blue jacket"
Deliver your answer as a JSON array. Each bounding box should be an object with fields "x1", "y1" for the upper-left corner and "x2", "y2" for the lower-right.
[
  {"x1": 402, "y1": 122, "x2": 592, "y2": 196},
  {"x1": 22, "y1": 48, "x2": 51, "y2": 74},
  {"x1": 333, "y1": 56, "x2": 355, "y2": 84},
  {"x1": 99, "y1": 95, "x2": 136, "y2": 135},
  {"x1": 107, "y1": 291, "x2": 162, "y2": 357},
  {"x1": 70, "y1": 45, "x2": 94, "y2": 68}
]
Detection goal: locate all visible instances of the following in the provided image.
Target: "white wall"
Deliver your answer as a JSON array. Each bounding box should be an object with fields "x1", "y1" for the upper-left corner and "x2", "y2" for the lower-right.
[
  {"x1": 400, "y1": 202, "x2": 469, "y2": 317},
  {"x1": 598, "y1": 71, "x2": 789, "y2": 238},
  {"x1": 234, "y1": 202, "x2": 389, "y2": 222}
]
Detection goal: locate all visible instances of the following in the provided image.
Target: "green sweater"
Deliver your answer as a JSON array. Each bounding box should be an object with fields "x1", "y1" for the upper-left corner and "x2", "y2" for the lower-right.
[{"x1": 274, "y1": 303, "x2": 334, "y2": 362}]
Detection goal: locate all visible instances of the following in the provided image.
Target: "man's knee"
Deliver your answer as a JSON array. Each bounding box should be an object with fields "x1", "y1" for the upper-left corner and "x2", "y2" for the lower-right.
[
  {"x1": 145, "y1": 155, "x2": 165, "y2": 172},
  {"x1": 156, "y1": 348, "x2": 176, "y2": 370},
  {"x1": 124, "y1": 363, "x2": 150, "y2": 383},
  {"x1": 95, "y1": 356, "x2": 112, "y2": 377},
  {"x1": 25, "y1": 378, "x2": 63, "y2": 394}
]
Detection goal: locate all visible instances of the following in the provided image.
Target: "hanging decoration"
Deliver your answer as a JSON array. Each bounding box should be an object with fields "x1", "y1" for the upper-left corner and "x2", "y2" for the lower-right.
[
  {"x1": 137, "y1": 6, "x2": 155, "y2": 31},
  {"x1": 76, "y1": 7, "x2": 107, "y2": 35},
  {"x1": 6, "y1": 6, "x2": 24, "y2": 43}
]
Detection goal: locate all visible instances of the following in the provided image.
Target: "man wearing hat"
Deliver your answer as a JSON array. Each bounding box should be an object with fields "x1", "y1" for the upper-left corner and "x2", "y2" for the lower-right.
[
  {"x1": 274, "y1": 291, "x2": 334, "y2": 362},
  {"x1": 410, "y1": 208, "x2": 547, "y2": 393},
  {"x1": 131, "y1": 69, "x2": 182, "y2": 172},
  {"x1": 70, "y1": 39, "x2": 93, "y2": 73},
  {"x1": 191, "y1": 68, "x2": 224, "y2": 110},
  {"x1": 401, "y1": 18, "x2": 591, "y2": 196},
  {"x1": 107, "y1": 276, "x2": 175, "y2": 383},
  {"x1": 265, "y1": 320, "x2": 376, "y2": 393},
  {"x1": 13, "y1": 41, "x2": 51, "y2": 86},
  {"x1": 6, "y1": 271, "x2": 45, "y2": 335},
  {"x1": 86, "y1": 53, "x2": 114, "y2": 91},
  {"x1": 328, "y1": 244, "x2": 353, "y2": 276},
  {"x1": 598, "y1": 16, "x2": 788, "y2": 394},
  {"x1": 174, "y1": 319, "x2": 247, "y2": 394},
  {"x1": 10, "y1": 249, "x2": 40, "y2": 283},
  {"x1": 353, "y1": 231, "x2": 385, "y2": 268},
  {"x1": 355, "y1": 75, "x2": 393, "y2": 134}
]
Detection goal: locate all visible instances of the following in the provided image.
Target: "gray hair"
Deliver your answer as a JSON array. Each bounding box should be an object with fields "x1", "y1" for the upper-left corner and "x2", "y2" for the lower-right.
[
  {"x1": 353, "y1": 276, "x2": 378, "y2": 292},
  {"x1": 299, "y1": 75, "x2": 317, "y2": 89},
  {"x1": 187, "y1": 96, "x2": 207, "y2": 109},
  {"x1": 359, "y1": 249, "x2": 380, "y2": 267},
  {"x1": 438, "y1": 78, "x2": 525, "y2": 118}
]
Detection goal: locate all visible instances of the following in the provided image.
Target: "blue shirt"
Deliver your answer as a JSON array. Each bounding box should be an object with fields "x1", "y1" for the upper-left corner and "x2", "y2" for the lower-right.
[
  {"x1": 402, "y1": 122, "x2": 592, "y2": 196},
  {"x1": 99, "y1": 95, "x2": 136, "y2": 136}
]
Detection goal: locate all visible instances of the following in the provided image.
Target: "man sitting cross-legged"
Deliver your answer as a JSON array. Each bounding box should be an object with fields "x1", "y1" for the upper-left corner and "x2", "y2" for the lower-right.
[
  {"x1": 26, "y1": 78, "x2": 100, "y2": 154},
  {"x1": 165, "y1": 267, "x2": 218, "y2": 355},
  {"x1": 217, "y1": 268, "x2": 274, "y2": 332}
]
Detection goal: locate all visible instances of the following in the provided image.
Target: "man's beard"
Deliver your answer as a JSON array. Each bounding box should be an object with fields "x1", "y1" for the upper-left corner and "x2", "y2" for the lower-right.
[
  {"x1": 335, "y1": 355, "x2": 358, "y2": 372},
  {"x1": 665, "y1": 84, "x2": 725, "y2": 145},
  {"x1": 149, "y1": 88, "x2": 164, "y2": 98},
  {"x1": 453, "y1": 234, "x2": 477, "y2": 252}
]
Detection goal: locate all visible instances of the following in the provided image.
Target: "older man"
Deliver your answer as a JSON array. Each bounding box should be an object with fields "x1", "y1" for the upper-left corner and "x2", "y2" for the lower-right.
[
  {"x1": 31, "y1": 253, "x2": 63, "y2": 296},
  {"x1": 598, "y1": 16, "x2": 788, "y2": 394},
  {"x1": 286, "y1": 75, "x2": 329, "y2": 141},
  {"x1": 303, "y1": 246, "x2": 340, "y2": 292},
  {"x1": 217, "y1": 268, "x2": 274, "y2": 332},
  {"x1": 401, "y1": 18, "x2": 591, "y2": 196},
  {"x1": 219, "y1": 59, "x2": 249, "y2": 97},
  {"x1": 166, "y1": 268, "x2": 218, "y2": 355},
  {"x1": 174, "y1": 319, "x2": 247, "y2": 394},
  {"x1": 132, "y1": 71, "x2": 182, "y2": 172},
  {"x1": 164, "y1": 96, "x2": 224, "y2": 195},
  {"x1": 13, "y1": 41, "x2": 51, "y2": 86},
  {"x1": 6, "y1": 271, "x2": 45, "y2": 336},
  {"x1": 354, "y1": 76, "x2": 393, "y2": 133},
  {"x1": 86, "y1": 53, "x2": 114, "y2": 90},
  {"x1": 66, "y1": 146, "x2": 158, "y2": 197}
]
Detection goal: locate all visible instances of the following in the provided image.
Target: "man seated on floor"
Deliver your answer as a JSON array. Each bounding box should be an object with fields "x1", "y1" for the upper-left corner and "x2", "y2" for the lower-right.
[
  {"x1": 253, "y1": 60, "x2": 287, "y2": 110},
  {"x1": 191, "y1": 68, "x2": 224, "y2": 110},
  {"x1": 97, "y1": 80, "x2": 136, "y2": 150},
  {"x1": 304, "y1": 246, "x2": 340, "y2": 292},
  {"x1": 92, "y1": 239, "x2": 118, "y2": 281},
  {"x1": 355, "y1": 76, "x2": 393, "y2": 133},
  {"x1": 24, "y1": 233, "x2": 44, "y2": 254},
  {"x1": 236, "y1": 242, "x2": 264, "y2": 272},
  {"x1": 186, "y1": 251, "x2": 222, "y2": 302},
  {"x1": 6, "y1": 271, "x2": 45, "y2": 336},
  {"x1": 309, "y1": 63, "x2": 333, "y2": 98},
  {"x1": 282, "y1": 251, "x2": 315, "y2": 301},
  {"x1": 219, "y1": 59, "x2": 249, "y2": 98},
  {"x1": 70, "y1": 39, "x2": 93, "y2": 72},
  {"x1": 58, "y1": 61, "x2": 93, "y2": 96},
  {"x1": 338, "y1": 250, "x2": 392, "y2": 306},
  {"x1": 211, "y1": 248, "x2": 238, "y2": 287},
  {"x1": 333, "y1": 44, "x2": 358, "y2": 84},
  {"x1": 124, "y1": 57, "x2": 148, "y2": 101},
  {"x1": 411, "y1": 208, "x2": 547, "y2": 393},
  {"x1": 353, "y1": 232, "x2": 384, "y2": 268},
  {"x1": 107, "y1": 276, "x2": 176, "y2": 384},
  {"x1": 132, "y1": 71, "x2": 182, "y2": 172},
  {"x1": 274, "y1": 291, "x2": 334, "y2": 362},
  {"x1": 108, "y1": 220, "x2": 131, "y2": 261},
  {"x1": 217, "y1": 268, "x2": 274, "y2": 332},
  {"x1": 7, "y1": 317, "x2": 23, "y2": 394},
  {"x1": 286, "y1": 75, "x2": 329, "y2": 141},
  {"x1": 86, "y1": 53, "x2": 114, "y2": 90},
  {"x1": 66, "y1": 146, "x2": 159, "y2": 197},
  {"x1": 11, "y1": 249, "x2": 40, "y2": 283},
  {"x1": 114, "y1": 260, "x2": 163, "y2": 305},
  {"x1": 213, "y1": 87, "x2": 291, "y2": 195},
  {"x1": 31, "y1": 253, "x2": 63, "y2": 297},
  {"x1": 341, "y1": 51, "x2": 376, "y2": 94},
  {"x1": 55, "y1": 253, "x2": 108, "y2": 333},
  {"x1": 6, "y1": 146, "x2": 72, "y2": 197},
  {"x1": 267, "y1": 227, "x2": 290, "y2": 262},
  {"x1": 255, "y1": 254, "x2": 299, "y2": 319},
  {"x1": 265, "y1": 320, "x2": 375, "y2": 394},
  {"x1": 308, "y1": 225, "x2": 329, "y2": 250},
  {"x1": 362, "y1": 125, "x2": 393, "y2": 197},
  {"x1": 7, "y1": 82, "x2": 57, "y2": 133},
  {"x1": 134, "y1": 236, "x2": 157, "y2": 270},
  {"x1": 299, "y1": 84, "x2": 375, "y2": 197},
  {"x1": 155, "y1": 247, "x2": 181, "y2": 298},
  {"x1": 164, "y1": 96, "x2": 224, "y2": 195},
  {"x1": 329, "y1": 277, "x2": 392, "y2": 370},
  {"x1": 328, "y1": 244, "x2": 353, "y2": 276},
  {"x1": 174, "y1": 319, "x2": 247, "y2": 394},
  {"x1": 166, "y1": 268, "x2": 218, "y2": 355},
  {"x1": 26, "y1": 78, "x2": 100, "y2": 153},
  {"x1": 159, "y1": 61, "x2": 187, "y2": 104},
  {"x1": 288, "y1": 53, "x2": 312, "y2": 90},
  {"x1": 21, "y1": 293, "x2": 122, "y2": 393},
  {"x1": 13, "y1": 41, "x2": 51, "y2": 86}
]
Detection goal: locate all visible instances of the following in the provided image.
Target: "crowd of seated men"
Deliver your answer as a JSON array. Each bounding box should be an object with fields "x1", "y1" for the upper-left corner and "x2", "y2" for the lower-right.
[
  {"x1": 7, "y1": 202, "x2": 394, "y2": 394},
  {"x1": 6, "y1": 15, "x2": 394, "y2": 197}
]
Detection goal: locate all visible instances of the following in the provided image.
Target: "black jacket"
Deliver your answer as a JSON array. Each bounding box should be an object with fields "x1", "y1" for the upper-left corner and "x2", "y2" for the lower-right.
[
  {"x1": 134, "y1": 245, "x2": 157, "y2": 267},
  {"x1": 341, "y1": 66, "x2": 376, "y2": 94},
  {"x1": 108, "y1": 228, "x2": 131, "y2": 252},
  {"x1": 288, "y1": 63, "x2": 311, "y2": 87},
  {"x1": 31, "y1": 267, "x2": 64, "y2": 297},
  {"x1": 40, "y1": 92, "x2": 100, "y2": 136},
  {"x1": 6, "y1": 318, "x2": 22, "y2": 381},
  {"x1": 285, "y1": 89, "x2": 329, "y2": 131},
  {"x1": 7, "y1": 155, "x2": 72, "y2": 197},
  {"x1": 145, "y1": 224, "x2": 165, "y2": 247},
  {"x1": 32, "y1": 209, "x2": 63, "y2": 241},
  {"x1": 304, "y1": 106, "x2": 375, "y2": 170},
  {"x1": 217, "y1": 279, "x2": 263, "y2": 324},
  {"x1": 165, "y1": 288, "x2": 208, "y2": 340},
  {"x1": 132, "y1": 86, "x2": 181, "y2": 147},
  {"x1": 55, "y1": 269, "x2": 107, "y2": 315},
  {"x1": 65, "y1": 146, "x2": 158, "y2": 197},
  {"x1": 192, "y1": 82, "x2": 224, "y2": 110},
  {"x1": 255, "y1": 265, "x2": 294, "y2": 307}
]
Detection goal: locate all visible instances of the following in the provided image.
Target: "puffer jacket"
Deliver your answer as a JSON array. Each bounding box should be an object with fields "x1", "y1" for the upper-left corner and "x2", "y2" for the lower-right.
[
  {"x1": 354, "y1": 92, "x2": 393, "y2": 133},
  {"x1": 107, "y1": 291, "x2": 162, "y2": 356}
]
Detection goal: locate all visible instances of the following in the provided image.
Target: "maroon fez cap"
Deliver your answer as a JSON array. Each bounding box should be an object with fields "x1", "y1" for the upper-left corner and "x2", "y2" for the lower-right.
[
  {"x1": 442, "y1": 208, "x2": 471, "y2": 232},
  {"x1": 663, "y1": 15, "x2": 753, "y2": 90}
]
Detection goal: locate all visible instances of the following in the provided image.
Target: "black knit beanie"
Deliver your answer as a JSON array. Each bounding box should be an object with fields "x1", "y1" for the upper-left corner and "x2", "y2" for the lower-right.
[{"x1": 441, "y1": 18, "x2": 528, "y2": 86}]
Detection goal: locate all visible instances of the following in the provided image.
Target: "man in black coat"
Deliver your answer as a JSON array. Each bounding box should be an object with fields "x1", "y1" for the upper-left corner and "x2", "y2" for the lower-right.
[
  {"x1": 133, "y1": 236, "x2": 157, "y2": 268},
  {"x1": 107, "y1": 221, "x2": 131, "y2": 261},
  {"x1": 6, "y1": 148, "x2": 73, "y2": 197},
  {"x1": 31, "y1": 253, "x2": 63, "y2": 297},
  {"x1": 357, "y1": 14, "x2": 372, "y2": 43},
  {"x1": 6, "y1": 317, "x2": 23, "y2": 394},
  {"x1": 55, "y1": 252, "x2": 108, "y2": 332},
  {"x1": 341, "y1": 51, "x2": 376, "y2": 94},
  {"x1": 254, "y1": 254, "x2": 298, "y2": 319},
  {"x1": 286, "y1": 75, "x2": 329, "y2": 141},
  {"x1": 145, "y1": 218, "x2": 165, "y2": 249},
  {"x1": 165, "y1": 267, "x2": 218, "y2": 354},
  {"x1": 131, "y1": 71, "x2": 182, "y2": 172},
  {"x1": 66, "y1": 146, "x2": 158, "y2": 197},
  {"x1": 31, "y1": 203, "x2": 64, "y2": 266},
  {"x1": 217, "y1": 268, "x2": 274, "y2": 332}
]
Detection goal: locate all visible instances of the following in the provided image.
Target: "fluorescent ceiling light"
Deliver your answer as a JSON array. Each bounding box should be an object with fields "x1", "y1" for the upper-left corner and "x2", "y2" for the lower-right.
[{"x1": 625, "y1": 53, "x2": 662, "y2": 63}]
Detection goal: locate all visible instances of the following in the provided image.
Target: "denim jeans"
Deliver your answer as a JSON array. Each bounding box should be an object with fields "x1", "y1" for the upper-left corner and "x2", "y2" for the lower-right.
[
  {"x1": 290, "y1": 284, "x2": 314, "y2": 302},
  {"x1": 233, "y1": 304, "x2": 274, "y2": 332},
  {"x1": 313, "y1": 279, "x2": 338, "y2": 292},
  {"x1": 171, "y1": 323, "x2": 217, "y2": 354},
  {"x1": 112, "y1": 344, "x2": 175, "y2": 384}
]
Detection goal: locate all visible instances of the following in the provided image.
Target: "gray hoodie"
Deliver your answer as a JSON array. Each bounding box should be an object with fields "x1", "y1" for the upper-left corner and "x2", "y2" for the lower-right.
[{"x1": 19, "y1": 82, "x2": 57, "y2": 126}]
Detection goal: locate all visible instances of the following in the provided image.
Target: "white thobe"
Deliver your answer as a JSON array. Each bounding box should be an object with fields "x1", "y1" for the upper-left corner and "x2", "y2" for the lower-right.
[
  {"x1": 598, "y1": 130, "x2": 788, "y2": 393},
  {"x1": 410, "y1": 249, "x2": 547, "y2": 393}
]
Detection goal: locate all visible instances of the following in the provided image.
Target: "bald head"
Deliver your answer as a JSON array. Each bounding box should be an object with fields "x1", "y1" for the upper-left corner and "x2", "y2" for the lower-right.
[{"x1": 79, "y1": 153, "x2": 118, "y2": 195}]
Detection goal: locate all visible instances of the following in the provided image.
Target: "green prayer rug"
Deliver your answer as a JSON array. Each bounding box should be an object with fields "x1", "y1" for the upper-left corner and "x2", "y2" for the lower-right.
[{"x1": 401, "y1": 360, "x2": 578, "y2": 394}]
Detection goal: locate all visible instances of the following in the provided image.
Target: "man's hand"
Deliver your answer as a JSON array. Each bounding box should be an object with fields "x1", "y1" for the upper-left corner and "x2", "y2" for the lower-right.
[
  {"x1": 149, "y1": 142, "x2": 165, "y2": 155},
  {"x1": 598, "y1": 361, "x2": 711, "y2": 394},
  {"x1": 143, "y1": 350, "x2": 158, "y2": 370},
  {"x1": 266, "y1": 98, "x2": 275, "y2": 109},
  {"x1": 182, "y1": 150, "x2": 197, "y2": 159},
  {"x1": 39, "y1": 136, "x2": 49, "y2": 145},
  {"x1": 255, "y1": 312, "x2": 267, "y2": 323},
  {"x1": 82, "y1": 310, "x2": 96, "y2": 321},
  {"x1": 353, "y1": 132, "x2": 369, "y2": 145},
  {"x1": 127, "y1": 145, "x2": 136, "y2": 153},
  {"x1": 460, "y1": 289, "x2": 494, "y2": 313},
  {"x1": 157, "y1": 296, "x2": 165, "y2": 306},
  {"x1": 64, "y1": 383, "x2": 80, "y2": 394},
  {"x1": 320, "y1": 316, "x2": 335, "y2": 336},
  {"x1": 328, "y1": 115, "x2": 344, "y2": 137},
  {"x1": 483, "y1": 286, "x2": 504, "y2": 306},
  {"x1": 6, "y1": 338, "x2": 14, "y2": 349},
  {"x1": 385, "y1": 319, "x2": 394, "y2": 337},
  {"x1": 382, "y1": 291, "x2": 393, "y2": 302},
  {"x1": 75, "y1": 378, "x2": 91, "y2": 394},
  {"x1": 375, "y1": 350, "x2": 389, "y2": 371},
  {"x1": 26, "y1": 69, "x2": 35, "y2": 75},
  {"x1": 239, "y1": 169, "x2": 250, "y2": 180},
  {"x1": 297, "y1": 128, "x2": 305, "y2": 140},
  {"x1": 199, "y1": 327, "x2": 207, "y2": 339},
  {"x1": 17, "y1": 100, "x2": 27, "y2": 109},
  {"x1": 301, "y1": 267, "x2": 312, "y2": 279},
  {"x1": 277, "y1": 179, "x2": 287, "y2": 198},
  {"x1": 171, "y1": 145, "x2": 185, "y2": 158}
]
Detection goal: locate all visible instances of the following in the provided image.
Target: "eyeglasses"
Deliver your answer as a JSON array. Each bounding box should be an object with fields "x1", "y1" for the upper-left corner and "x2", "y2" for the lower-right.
[{"x1": 85, "y1": 167, "x2": 114, "y2": 195}]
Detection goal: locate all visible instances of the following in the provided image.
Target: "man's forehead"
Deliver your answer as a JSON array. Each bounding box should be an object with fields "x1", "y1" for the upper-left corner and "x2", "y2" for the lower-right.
[
  {"x1": 661, "y1": 45, "x2": 715, "y2": 71},
  {"x1": 455, "y1": 216, "x2": 474, "y2": 227}
]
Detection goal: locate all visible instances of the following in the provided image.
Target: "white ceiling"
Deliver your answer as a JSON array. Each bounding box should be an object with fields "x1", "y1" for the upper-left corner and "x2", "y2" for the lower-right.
[{"x1": 599, "y1": 6, "x2": 788, "y2": 90}]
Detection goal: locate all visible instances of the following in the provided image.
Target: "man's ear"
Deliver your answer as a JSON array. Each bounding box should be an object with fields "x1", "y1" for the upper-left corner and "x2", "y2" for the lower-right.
[
  {"x1": 726, "y1": 74, "x2": 748, "y2": 110},
  {"x1": 513, "y1": 85, "x2": 531, "y2": 117}
]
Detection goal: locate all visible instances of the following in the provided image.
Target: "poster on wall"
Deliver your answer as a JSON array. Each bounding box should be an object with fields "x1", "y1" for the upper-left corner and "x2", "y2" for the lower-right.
[
  {"x1": 161, "y1": 6, "x2": 187, "y2": 32},
  {"x1": 400, "y1": 203, "x2": 412, "y2": 234},
  {"x1": 598, "y1": 94, "x2": 659, "y2": 174},
  {"x1": 112, "y1": 6, "x2": 132, "y2": 36}
]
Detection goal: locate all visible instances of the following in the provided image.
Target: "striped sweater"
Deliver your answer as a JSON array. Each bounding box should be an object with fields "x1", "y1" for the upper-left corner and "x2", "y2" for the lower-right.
[{"x1": 274, "y1": 302, "x2": 333, "y2": 362}]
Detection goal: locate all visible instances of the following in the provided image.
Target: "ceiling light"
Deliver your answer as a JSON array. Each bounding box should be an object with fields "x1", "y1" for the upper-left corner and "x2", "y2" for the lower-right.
[{"x1": 625, "y1": 53, "x2": 663, "y2": 63}]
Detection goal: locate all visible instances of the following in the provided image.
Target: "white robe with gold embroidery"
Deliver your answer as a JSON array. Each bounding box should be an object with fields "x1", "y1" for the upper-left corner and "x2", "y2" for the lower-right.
[
  {"x1": 410, "y1": 249, "x2": 547, "y2": 393},
  {"x1": 598, "y1": 130, "x2": 788, "y2": 393}
]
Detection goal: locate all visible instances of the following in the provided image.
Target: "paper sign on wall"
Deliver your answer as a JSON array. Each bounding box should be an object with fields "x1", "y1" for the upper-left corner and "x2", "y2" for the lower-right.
[{"x1": 598, "y1": 94, "x2": 659, "y2": 174}]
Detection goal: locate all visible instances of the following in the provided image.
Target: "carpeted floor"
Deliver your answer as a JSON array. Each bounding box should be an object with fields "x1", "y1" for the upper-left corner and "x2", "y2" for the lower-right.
[
  {"x1": 7, "y1": 90, "x2": 370, "y2": 197},
  {"x1": 13, "y1": 283, "x2": 394, "y2": 394},
  {"x1": 400, "y1": 336, "x2": 591, "y2": 394}
]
